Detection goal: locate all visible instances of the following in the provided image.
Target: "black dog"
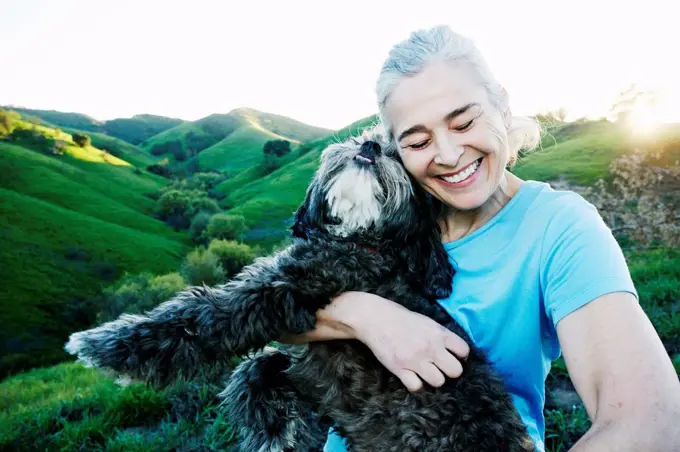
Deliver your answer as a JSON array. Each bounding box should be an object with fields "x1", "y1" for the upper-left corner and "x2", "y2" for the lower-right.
[{"x1": 65, "y1": 125, "x2": 534, "y2": 451}]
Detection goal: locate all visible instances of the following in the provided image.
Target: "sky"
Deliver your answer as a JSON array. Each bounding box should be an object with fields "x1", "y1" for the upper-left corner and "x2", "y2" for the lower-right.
[{"x1": 1, "y1": 0, "x2": 678, "y2": 130}]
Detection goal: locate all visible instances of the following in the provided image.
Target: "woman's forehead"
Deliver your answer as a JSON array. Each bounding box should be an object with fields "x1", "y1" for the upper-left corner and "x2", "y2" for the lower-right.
[{"x1": 385, "y1": 61, "x2": 489, "y2": 134}]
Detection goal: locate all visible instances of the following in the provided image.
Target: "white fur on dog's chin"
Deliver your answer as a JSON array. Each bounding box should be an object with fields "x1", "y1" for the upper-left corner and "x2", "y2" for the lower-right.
[{"x1": 325, "y1": 165, "x2": 383, "y2": 237}]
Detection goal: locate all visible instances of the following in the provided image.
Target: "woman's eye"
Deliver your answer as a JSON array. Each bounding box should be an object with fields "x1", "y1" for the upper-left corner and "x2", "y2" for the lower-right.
[
  {"x1": 408, "y1": 140, "x2": 429, "y2": 150},
  {"x1": 454, "y1": 119, "x2": 474, "y2": 131}
]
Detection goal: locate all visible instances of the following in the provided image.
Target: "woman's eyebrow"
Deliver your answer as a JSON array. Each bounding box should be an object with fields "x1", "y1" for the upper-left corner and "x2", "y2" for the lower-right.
[{"x1": 397, "y1": 103, "x2": 480, "y2": 142}]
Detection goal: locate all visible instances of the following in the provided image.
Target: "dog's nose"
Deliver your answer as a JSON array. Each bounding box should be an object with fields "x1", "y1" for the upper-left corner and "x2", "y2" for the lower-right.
[{"x1": 354, "y1": 140, "x2": 381, "y2": 165}]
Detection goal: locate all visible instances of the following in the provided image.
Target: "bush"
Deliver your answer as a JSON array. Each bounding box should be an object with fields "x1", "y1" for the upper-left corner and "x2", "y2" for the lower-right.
[
  {"x1": 207, "y1": 239, "x2": 256, "y2": 278},
  {"x1": 154, "y1": 190, "x2": 190, "y2": 222},
  {"x1": 187, "y1": 197, "x2": 221, "y2": 218},
  {"x1": 72, "y1": 132, "x2": 91, "y2": 147},
  {"x1": 189, "y1": 212, "x2": 213, "y2": 244},
  {"x1": 583, "y1": 148, "x2": 679, "y2": 248},
  {"x1": 204, "y1": 213, "x2": 248, "y2": 242},
  {"x1": 180, "y1": 248, "x2": 225, "y2": 286},
  {"x1": 263, "y1": 139, "x2": 291, "y2": 157},
  {"x1": 100, "y1": 272, "x2": 186, "y2": 322}
]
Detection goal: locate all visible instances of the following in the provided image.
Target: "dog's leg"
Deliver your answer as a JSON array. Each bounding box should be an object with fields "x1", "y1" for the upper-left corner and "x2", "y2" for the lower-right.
[
  {"x1": 219, "y1": 348, "x2": 328, "y2": 452},
  {"x1": 64, "y1": 245, "x2": 380, "y2": 385}
]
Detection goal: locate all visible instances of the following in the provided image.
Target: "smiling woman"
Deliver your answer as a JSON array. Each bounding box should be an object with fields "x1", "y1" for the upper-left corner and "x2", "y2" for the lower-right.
[{"x1": 282, "y1": 24, "x2": 680, "y2": 452}]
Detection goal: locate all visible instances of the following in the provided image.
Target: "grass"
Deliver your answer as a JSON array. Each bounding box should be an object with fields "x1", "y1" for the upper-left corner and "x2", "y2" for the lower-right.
[
  {"x1": 0, "y1": 362, "x2": 236, "y2": 451},
  {"x1": 512, "y1": 120, "x2": 627, "y2": 185}
]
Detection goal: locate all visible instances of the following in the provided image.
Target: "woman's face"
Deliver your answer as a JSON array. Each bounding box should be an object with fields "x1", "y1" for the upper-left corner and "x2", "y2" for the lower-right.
[{"x1": 384, "y1": 60, "x2": 511, "y2": 211}]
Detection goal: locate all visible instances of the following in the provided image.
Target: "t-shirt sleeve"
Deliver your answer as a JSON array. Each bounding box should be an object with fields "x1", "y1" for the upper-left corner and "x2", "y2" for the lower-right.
[{"x1": 540, "y1": 193, "x2": 638, "y2": 328}]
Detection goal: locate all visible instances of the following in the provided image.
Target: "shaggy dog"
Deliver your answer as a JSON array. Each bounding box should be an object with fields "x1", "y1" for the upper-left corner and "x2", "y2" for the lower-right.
[{"x1": 65, "y1": 126, "x2": 534, "y2": 452}]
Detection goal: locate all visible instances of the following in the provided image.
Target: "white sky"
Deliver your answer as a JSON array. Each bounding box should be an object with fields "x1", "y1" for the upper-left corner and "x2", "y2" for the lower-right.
[{"x1": 1, "y1": 0, "x2": 678, "y2": 130}]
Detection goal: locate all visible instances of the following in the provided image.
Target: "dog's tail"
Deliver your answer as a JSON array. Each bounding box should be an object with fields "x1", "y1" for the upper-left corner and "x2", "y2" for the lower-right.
[{"x1": 219, "y1": 347, "x2": 329, "y2": 452}]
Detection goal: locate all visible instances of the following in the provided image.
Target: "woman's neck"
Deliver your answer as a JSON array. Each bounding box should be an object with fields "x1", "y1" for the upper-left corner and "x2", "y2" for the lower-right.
[{"x1": 439, "y1": 171, "x2": 524, "y2": 242}]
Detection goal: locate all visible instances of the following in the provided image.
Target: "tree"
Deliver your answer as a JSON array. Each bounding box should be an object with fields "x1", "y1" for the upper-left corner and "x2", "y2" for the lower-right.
[
  {"x1": 204, "y1": 213, "x2": 248, "y2": 242},
  {"x1": 180, "y1": 247, "x2": 225, "y2": 286},
  {"x1": 72, "y1": 132, "x2": 91, "y2": 147},
  {"x1": 263, "y1": 139, "x2": 291, "y2": 158},
  {"x1": 207, "y1": 239, "x2": 256, "y2": 278}
]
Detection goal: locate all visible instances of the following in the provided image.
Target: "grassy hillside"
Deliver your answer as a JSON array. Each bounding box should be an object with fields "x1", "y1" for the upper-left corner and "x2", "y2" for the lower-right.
[
  {"x1": 0, "y1": 115, "x2": 190, "y2": 377},
  {"x1": 143, "y1": 108, "x2": 332, "y2": 173},
  {"x1": 61, "y1": 127, "x2": 159, "y2": 168},
  {"x1": 4, "y1": 107, "x2": 185, "y2": 145}
]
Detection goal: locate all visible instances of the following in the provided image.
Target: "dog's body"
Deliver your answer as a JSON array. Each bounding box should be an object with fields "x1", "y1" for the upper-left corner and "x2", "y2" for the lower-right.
[{"x1": 65, "y1": 126, "x2": 534, "y2": 451}]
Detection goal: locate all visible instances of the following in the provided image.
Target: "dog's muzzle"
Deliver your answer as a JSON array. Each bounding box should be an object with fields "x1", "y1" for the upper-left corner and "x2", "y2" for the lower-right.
[{"x1": 353, "y1": 140, "x2": 381, "y2": 166}]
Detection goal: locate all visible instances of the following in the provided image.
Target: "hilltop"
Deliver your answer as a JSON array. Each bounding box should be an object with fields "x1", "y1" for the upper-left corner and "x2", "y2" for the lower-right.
[
  {"x1": 142, "y1": 107, "x2": 332, "y2": 174},
  {"x1": 3, "y1": 107, "x2": 186, "y2": 145}
]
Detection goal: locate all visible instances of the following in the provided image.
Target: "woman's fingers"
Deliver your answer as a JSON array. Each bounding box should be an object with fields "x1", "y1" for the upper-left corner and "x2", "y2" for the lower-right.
[
  {"x1": 434, "y1": 347, "x2": 464, "y2": 379},
  {"x1": 417, "y1": 361, "x2": 446, "y2": 388},
  {"x1": 442, "y1": 329, "x2": 470, "y2": 360},
  {"x1": 397, "y1": 369, "x2": 424, "y2": 392}
]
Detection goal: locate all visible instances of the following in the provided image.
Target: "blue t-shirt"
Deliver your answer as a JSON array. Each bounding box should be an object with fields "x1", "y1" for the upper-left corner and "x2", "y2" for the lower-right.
[{"x1": 324, "y1": 180, "x2": 638, "y2": 452}]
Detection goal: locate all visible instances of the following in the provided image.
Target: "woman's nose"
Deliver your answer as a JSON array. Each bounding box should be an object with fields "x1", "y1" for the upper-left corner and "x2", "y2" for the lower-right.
[{"x1": 435, "y1": 136, "x2": 465, "y2": 166}]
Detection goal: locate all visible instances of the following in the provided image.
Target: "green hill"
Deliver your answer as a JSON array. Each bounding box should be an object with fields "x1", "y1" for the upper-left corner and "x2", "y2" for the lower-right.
[
  {"x1": 0, "y1": 114, "x2": 189, "y2": 377},
  {"x1": 142, "y1": 108, "x2": 332, "y2": 173},
  {"x1": 3, "y1": 107, "x2": 185, "y2": 145}
]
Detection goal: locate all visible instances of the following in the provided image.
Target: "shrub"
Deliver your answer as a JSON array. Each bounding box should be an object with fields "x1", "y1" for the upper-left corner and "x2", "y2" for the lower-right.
[
  {"x1": 189, "y1": 211, "x2": 213, "y2": 244},
  {"x1": 207, "y1": 239, "x2": 256, "y2": 278},
  {"x1": 204, "y1": 213, "x2": 248, "y2": 242},
  {"x1": 99, "y1": 272, "x2": 186, "y2": 321},
  {"x1": 187, "y1": 197, "x2": 221, "y2": 218},
  {"x1": 583, "y1": 148, "x2": 679, "y2": 248},
  {"x1": 180, "y1": 248, "x2": 225, "y2": 286},
  {"x1": 263, "y1": 139, "x2": 291, "y2": 157},
  {"x1": 72, "y1": 132, "x2": 91, "y2": 147},
  {"x1": 154, "y1": 189, "x2": 190, "y2": 222}
]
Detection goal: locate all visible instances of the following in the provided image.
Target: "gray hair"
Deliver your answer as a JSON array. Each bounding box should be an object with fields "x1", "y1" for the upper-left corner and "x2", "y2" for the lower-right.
[{"x1": 375, "y1": 25, "x2": 541, "y2": 166}]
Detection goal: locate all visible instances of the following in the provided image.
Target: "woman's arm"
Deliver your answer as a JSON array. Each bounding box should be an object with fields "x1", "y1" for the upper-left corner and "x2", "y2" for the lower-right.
[
  {"x1": 558, "y1": 292, "x2": 680, "y2": 451},
  {"x1": 280, "y1": 291, "x2": 470, "y2": 391}
]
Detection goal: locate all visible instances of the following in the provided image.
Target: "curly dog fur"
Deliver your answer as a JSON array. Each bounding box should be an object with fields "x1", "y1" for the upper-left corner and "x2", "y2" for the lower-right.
[{"x1": 65, "y1": 125, "x2": 535, "y2": 451}]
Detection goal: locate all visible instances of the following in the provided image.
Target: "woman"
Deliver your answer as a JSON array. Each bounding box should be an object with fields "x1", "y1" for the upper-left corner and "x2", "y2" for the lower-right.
[{"x1": 285, "y1": 25, "x2": 680, "y2": 451}]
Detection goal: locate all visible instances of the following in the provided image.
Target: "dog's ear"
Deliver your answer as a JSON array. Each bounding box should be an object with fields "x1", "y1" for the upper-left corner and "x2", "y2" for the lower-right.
[
  {"x1": 291, "y1": 181, "x2": 327, "y2": 239},
  {"x1": 400, "y1": 183, "x2": 455, "y2": 300}
]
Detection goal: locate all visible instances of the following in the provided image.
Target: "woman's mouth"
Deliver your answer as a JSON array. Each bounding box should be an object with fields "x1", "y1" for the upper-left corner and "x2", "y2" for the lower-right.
[{"x1": 436, "y1": 157, "x2": 483, "y2": 188}]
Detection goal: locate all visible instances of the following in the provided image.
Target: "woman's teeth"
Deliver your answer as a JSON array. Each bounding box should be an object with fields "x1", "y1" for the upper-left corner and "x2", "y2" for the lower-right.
[{"x1": 440, "y1": 159, "x2": 481, "y2": 184}]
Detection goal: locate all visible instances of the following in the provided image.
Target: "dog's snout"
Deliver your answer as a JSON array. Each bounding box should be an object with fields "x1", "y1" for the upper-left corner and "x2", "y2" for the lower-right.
[
  {"x1": 360, "y1": 141, "x2": 381, "y2": 157},
  {"x1": 354, "y1": 140, "x2": 381, "y2": 165}
]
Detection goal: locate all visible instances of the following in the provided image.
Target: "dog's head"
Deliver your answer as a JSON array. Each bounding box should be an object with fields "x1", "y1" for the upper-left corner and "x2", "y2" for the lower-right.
[
  {"x1": 292, "y1": 124, "x2": 417, "y2": 239},
  {"x1": 292, "y1": 124, "x2": 454, "y2": 299}
]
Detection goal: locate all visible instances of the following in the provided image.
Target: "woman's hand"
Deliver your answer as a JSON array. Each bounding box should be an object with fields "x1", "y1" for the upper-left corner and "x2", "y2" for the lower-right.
[{"x1": 281, "y1": 291, "x2": 470, "y2": 392}]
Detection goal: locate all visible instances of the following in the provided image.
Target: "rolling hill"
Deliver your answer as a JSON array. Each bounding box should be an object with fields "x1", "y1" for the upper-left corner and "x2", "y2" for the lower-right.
[
  {"x1": 143, "y1": 107, "x2": 332, "y2": 173},
  {"x1": 3, "y1": 106, "x2": 185, "y2": 145},
  {"x1": 0, "y1": 113, "x2": 190, "y2": 377}
]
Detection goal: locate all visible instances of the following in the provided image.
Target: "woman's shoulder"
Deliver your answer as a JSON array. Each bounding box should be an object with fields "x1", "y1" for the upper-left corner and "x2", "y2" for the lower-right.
[{"x1": 519, "y1": 180, "x2": 603, "y2": 230}]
